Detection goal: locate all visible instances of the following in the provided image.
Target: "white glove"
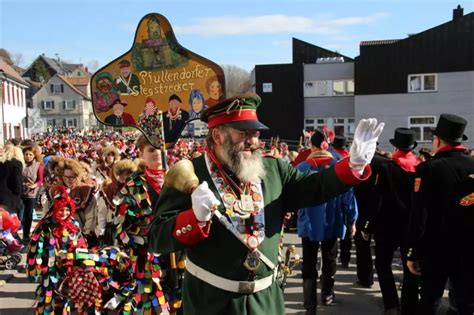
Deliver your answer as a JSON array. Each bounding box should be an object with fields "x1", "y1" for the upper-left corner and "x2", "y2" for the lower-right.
[
  {"x1": 191, "y1": 181, "x2": 221, "y2": 222},
  {"x1": 350, "y1": 118, "x2": 384, "y2": 170}
]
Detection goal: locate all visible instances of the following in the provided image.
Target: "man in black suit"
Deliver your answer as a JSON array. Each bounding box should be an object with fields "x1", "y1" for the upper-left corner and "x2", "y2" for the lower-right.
[
  {"x1": 407, "y1": 114, "x2": 474, "y2": 315},
  {"x1": 370, "y1": 128, "x2": 421, "y2": 315}
]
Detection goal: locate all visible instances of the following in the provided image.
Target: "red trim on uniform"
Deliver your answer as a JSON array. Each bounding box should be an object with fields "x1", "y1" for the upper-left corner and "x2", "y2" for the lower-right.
[
  {"x1": 172, "y1": 209, "x2": 210, "y2": 246},
  {"x1": 208, "y1": 109, "x2": 258, "y2": 128},
  {"x1": 334, "y1": 157, "x2": 372, "y2": 186}
]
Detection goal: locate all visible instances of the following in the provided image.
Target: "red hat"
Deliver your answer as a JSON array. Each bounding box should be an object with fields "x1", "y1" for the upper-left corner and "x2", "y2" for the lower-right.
[
  {"x1": 145, "y1": 97, "x2": 156, "y2": 106},
  {"x1": 52, "y1": 186, "x2": 76, "y2": 220},
  {"x1": 201, "y1": 93, "x2": 268, "y2": 130},
  {"x1": 118, "y1": 59, "x2": 131, "y2": 68}
]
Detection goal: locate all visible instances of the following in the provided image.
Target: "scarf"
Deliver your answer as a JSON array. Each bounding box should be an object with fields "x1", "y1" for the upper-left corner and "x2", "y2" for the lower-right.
[
  {"x1": 435, "y1": 144, "x2": 468, "y2": 155},
  {"x1": 144, "y1": 167, "x2": 164, "y2": 194},
  {"x1": 392, "y1": 150, "x2": 420, "y2": 173}
]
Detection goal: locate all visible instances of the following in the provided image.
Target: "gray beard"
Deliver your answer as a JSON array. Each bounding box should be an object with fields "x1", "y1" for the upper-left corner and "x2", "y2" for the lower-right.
[{"x1": 220, "y1": 134, "x2": 266, "y2": 183}]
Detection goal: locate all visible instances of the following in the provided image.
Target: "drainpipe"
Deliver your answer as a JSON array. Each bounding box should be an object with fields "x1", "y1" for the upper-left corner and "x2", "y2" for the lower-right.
[{"x1": 0, "y1": 73, "x2": 5, "y2": 144}]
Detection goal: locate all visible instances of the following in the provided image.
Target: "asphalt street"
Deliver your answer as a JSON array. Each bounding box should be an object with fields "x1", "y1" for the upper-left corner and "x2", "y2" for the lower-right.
[{"x1": 0, "y1": 232, "x2": 450, "y2": 314}]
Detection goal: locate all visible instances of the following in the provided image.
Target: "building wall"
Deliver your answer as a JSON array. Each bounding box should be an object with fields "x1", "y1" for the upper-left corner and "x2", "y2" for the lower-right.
[
  {"x1": 33, "y1": 75, "x2": 89, "y2": 130},
  {"x1": 1, "y1": 79, "x2": 27, "y2": 141},
  {"x1": 304, "y1": 96, "x2": 354, "y2": 118},
  {"x1": 356, "y1": 13, "x2": 474, "y2": 95},
  {"x1": 253, "y1": 63, "x2": 304, "y2": 140},
  {"x1": 355, "y1": 71, "x2": 474, "y2": 150},
  {"x1": 304, "y1": 62, "x2": 354, "y2": 81}
]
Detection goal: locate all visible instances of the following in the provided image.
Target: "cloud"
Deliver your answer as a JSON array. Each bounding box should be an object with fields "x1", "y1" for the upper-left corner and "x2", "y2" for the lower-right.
[
  {"x1": 174, "y1": 12, "x2": 387, "y2": 36},
  {"x1": 271, "y1": 40, "x2": 292, "y2": 48}
]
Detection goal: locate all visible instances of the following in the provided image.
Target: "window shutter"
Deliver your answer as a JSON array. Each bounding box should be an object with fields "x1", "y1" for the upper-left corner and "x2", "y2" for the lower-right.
[
  {"x1": 53, "y1": 119, "x2": 56, "y2": 126},
  {"x1": 63, "y1": 100, "x2": 66, "y2": 109},
  {"x1": 50, "y1": 84, "x2": 54, "y2": 93},
  {"x1": 74, "y1": 119, "x2": 77, "y2": 127},
  {"x1": 61, "y1": 84, "x2": 64, "y2": 93},
  {"x1": 52, "y1": 101, "x2": 55, "y2": 109},
  {"x1": 63, "y1": 119, "x2": 66, "y2": 126},
  {"x1": 41, "y1": 101, "x2": 45, "y2": 109},
  {"x1": 73, "y1": 100, "x2": 76, "y2": 109}
]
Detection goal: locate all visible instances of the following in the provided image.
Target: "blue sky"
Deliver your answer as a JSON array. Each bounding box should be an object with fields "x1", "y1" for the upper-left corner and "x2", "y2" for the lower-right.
[{"x1": 1, "y1": 0, "x2": 472, "y2": 73}]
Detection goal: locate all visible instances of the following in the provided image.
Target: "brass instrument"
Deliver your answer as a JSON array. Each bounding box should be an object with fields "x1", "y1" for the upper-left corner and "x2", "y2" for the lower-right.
[{"x1": 279, "y1": 244, "x2": 301, "y2": 291}]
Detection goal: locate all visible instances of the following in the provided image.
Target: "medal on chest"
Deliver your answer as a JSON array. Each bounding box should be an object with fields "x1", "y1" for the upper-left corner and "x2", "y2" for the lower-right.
[
  {"x1": 243, "y1": 250, "x2": 261, "y2": 271},
  {"x1": 207, "y1": 154, "x2": 267, "y2": 272},
  {"x1": 240, "y1": 194, "x2": 254, "y2": 212}
]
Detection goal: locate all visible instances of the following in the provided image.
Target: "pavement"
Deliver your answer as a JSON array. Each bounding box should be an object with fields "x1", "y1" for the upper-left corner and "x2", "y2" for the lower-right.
[{"x1": 0, "y1": 232, "x2": 450, "y2": 314}]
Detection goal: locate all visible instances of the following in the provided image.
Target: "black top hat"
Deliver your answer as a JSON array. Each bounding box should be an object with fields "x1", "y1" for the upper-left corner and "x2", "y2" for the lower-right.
[
  {"x1": 389, "y1": 128, "x2": 417, "y2": 151},
  {"x1": 432, "y1": 113, "x2": 468, "y2": 143},
  {"x1": 332, "y1": 135, "x2": 347, "y2": 149}
]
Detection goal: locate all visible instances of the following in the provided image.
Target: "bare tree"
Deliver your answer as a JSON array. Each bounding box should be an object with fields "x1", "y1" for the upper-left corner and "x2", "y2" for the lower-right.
[
  {"x1": 12, "y1": 53, "x2": 23, "y2": 67},
  {"x1": 0, "y1": 48, "x2": 14, "y2": 65},
  {"x1": 221, "y1": 64, "x2": 251, "y2": 98},
  {"x1": 87, "y1": 59, "x2": 100, "y2": 73}
]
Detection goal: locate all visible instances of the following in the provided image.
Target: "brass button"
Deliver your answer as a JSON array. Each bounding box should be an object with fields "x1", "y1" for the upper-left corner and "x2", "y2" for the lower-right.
[
  {"x1": 181, "y1": 227, "x2": 187, "y2": 234},
  {"x1": 176, "y1": 229, "x2": 182, "y2": 236},
  {"x1": 186, "y1": 224, "x2": 193, "y2": 231}
]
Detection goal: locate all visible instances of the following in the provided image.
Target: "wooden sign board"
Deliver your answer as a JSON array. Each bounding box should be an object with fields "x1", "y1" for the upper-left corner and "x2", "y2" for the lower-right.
[{"x1": 91, "y1": 13, "x2": 225, "y2": 147}]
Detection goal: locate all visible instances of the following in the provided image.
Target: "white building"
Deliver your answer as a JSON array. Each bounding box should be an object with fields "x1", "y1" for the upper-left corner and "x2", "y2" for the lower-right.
[{"x1": 0, "y1": 58, "x2": 30, "y2": 143}]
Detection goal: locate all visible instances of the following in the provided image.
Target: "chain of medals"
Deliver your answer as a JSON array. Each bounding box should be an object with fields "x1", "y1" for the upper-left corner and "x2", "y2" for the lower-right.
[{"x1": 205, "y1": 151, "x2": 265, "y2": 271}]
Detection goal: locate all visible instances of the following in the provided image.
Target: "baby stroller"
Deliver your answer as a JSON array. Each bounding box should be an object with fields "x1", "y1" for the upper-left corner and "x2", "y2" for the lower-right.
[
  {"x1": 0, "y1": 238, "x2": 22, "y2": 269},
  {"x1": 0, "y1": 206, "x2": 23, "y2": 270}
]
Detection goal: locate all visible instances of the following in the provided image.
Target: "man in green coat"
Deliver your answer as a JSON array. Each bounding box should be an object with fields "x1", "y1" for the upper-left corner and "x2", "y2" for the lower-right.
[{"x1": 149, "y1": 93, "x2": 384, "y2": 315}]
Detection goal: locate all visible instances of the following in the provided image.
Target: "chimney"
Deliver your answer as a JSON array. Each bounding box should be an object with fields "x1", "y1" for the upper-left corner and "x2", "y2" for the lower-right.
[{"x1": 453, "y1": 5, "x2": 464, "y2": 21}]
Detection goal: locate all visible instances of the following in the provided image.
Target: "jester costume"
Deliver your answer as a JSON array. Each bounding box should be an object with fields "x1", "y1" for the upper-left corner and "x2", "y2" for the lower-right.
[
  {"x1": 27, "y1": 187, "x2": 137, "y2": 314},
  {"x1": 26, "y1": 187, "x2": 87, "y2": 314},
  {"x1": 114, "y1": 172, "x2": 183, "y2": 314}
]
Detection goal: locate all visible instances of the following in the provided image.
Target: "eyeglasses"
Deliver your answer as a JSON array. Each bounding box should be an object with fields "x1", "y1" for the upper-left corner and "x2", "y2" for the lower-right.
[
  {"x1": 228, "y1": 127, "x2": 260, "y2": 139},
  {"x1": 63, "y1": 175, "x2": 78, "y2": 180}
]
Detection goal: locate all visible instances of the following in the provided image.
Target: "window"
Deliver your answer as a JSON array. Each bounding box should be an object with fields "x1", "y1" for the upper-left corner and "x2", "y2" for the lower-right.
[
  {"x1": 304, "y1": 117, "x2": 355, "y2": 137},
  {"x1": 333, "y1": 81, "x2": 345, "y2": 96},
  {"x1": 50, "y1": 83, "x2": 64, "y2": 94},
  {"x1": 262, "y1": 83, "x2": 272, "y2": 93},
  {"x1": 42, "y1": 100, "x2": 55, "y2": 110},
  {"x1": 408, "y1": 74, "x2": 437, "y2": 92},
  {"x1": 64, "y1": 100, "x2": 76, "y2": 110},
  {"x1": 333, "y1": 80, "x2": 354, "y2": 96},
  {"x1": 305, "y1": 80, "x2": 354, "y2": 97},
  {"x1": 64, "y1": 118, "x2": 78, "y2": 127},
  {"x1": 408, "y1": 116, "x2": 436, "y2": 142},
  {"x1": 46, "y1": 119, "x2": 56, "y2": 127}
]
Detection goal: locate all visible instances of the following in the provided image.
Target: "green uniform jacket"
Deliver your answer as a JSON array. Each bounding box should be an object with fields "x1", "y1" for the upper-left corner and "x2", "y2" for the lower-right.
[{"x1": 149, "y1": 155, "x2": 367, "y2": 315}]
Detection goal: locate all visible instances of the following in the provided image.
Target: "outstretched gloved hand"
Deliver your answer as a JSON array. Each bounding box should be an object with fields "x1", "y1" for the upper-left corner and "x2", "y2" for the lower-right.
[
  {"x1": 349, "y1": 118, "x2": 384, "y2": 171},
  {"x1": 191, "y1": 181, "x2": 221, "y2": 222}
]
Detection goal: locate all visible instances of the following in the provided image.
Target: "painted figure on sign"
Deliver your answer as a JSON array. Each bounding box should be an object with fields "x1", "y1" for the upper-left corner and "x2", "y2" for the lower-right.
[
  {"x1": 163, "y1": 94, "x2": 189, "y2": 143},
  {"x1": 138, "y1": 97, "x2": 164, "y2": 142},
  {"x1": 205, "y1": 76, "x2": 224, "y2": 106},
  {"x1": 105, "y1": 99, "x2": 137, "y2": 126},
  {"x1": 115, "y1": 59, "x2": 140, "y2": 95},
  {"x1": 188, "y1": 89, "x2": 207, "y2": 120},
  {"x1": 93, "y1": 72, "x2": 119, "y2": 113}
]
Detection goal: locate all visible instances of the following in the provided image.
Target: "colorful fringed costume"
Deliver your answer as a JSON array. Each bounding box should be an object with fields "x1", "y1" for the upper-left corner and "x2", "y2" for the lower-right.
[
  {"x1": 115, "y1": 172, "x2": 183, "y2": 314},
  {"x1": 27, "y1": 187, "x2": 137, "y2": 314},
  {"x1": 26, "y1": 186, "x2": 88, "y2": 314}
]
